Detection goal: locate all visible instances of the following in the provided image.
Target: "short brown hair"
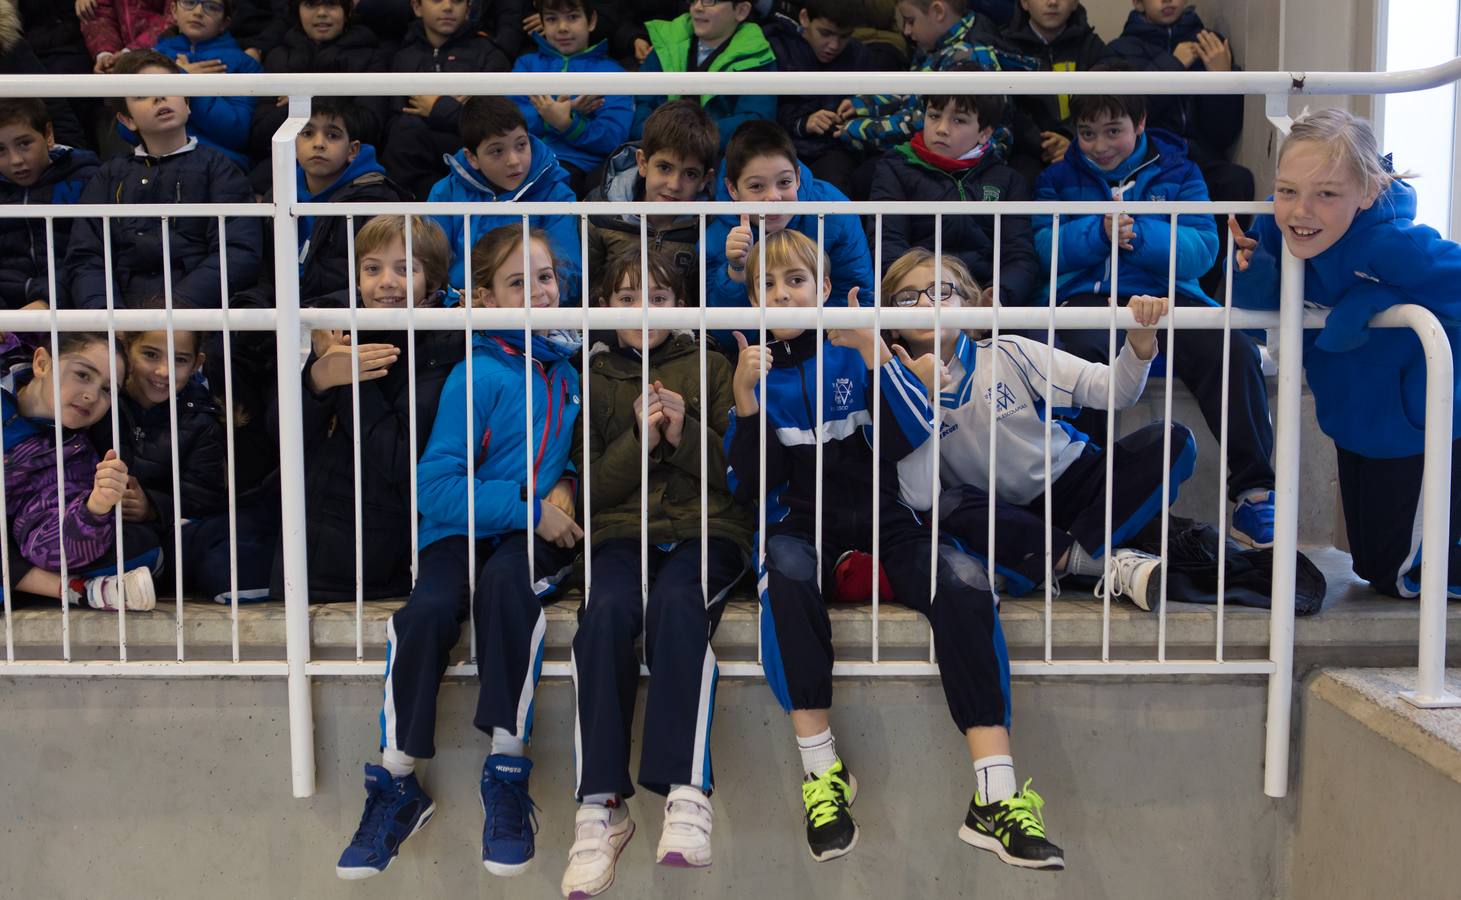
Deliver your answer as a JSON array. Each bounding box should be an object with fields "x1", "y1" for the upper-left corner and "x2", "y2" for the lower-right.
[
  {"x1": 641, "y1": 99, "x2": 719, "y2": 173},
  {"x1": 595, "y1": 247, "x2": 683, "y2": 306},
  {"x1": 921, "y1": 60, "x2": 1004, "y2": 129},
  {"x1": 725, "y1": 120, "x2": 798, "y2": 187},
  {"x1": 354, "y1": 215, "x2": 452, "y2": 297},
  {"x1": 469, "y1": 223, "x2": 558, "y2": 303},
  {"x1": 900, "y1": 0, "x2": 966, "y2": 14},
  {"x1": 0, "y1": 99, "x2": 50, "y2": 135},
  {"x1": 108, "y1": 50, "x2": 184, "y2": 117}
]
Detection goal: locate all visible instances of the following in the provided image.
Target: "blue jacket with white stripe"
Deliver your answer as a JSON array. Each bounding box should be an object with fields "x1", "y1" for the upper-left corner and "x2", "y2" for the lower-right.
[{"x1": 724, "y1": 331, "x2": 937, "y2": 539}]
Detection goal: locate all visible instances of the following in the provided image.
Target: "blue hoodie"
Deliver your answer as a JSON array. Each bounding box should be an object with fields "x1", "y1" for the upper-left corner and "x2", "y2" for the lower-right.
[
  {"x1": 1033, "y1": 128, "x2": 1218, "y2": 305},
  {"x1": 702, "y1": 159, "x2": 875, "y2": 350},
  {"x1": 416, "y1": 329, "x2": 582, "y2": 549},
  {"x1": 148, "y1": 32, "x2": 261, "y2": 160},
  {"x1": 511, "y1": 35, "x2": 633, "y2": 174},
  {"x1": 296, "y1": 143, "x2": 388, "y2": 266},
  {"x1": 1234, "y1": 180, "x2": 1461, "y2": 458},
  {"x1": 425, "y1": 137, "x2": 582, "y2": 301}
]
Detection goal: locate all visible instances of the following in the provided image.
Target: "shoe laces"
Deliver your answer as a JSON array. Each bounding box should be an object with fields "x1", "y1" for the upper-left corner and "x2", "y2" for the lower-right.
[
  {"x1": 802, "y1": 770, "x2": 849, "y2": 829},
  {"x1": 993, "y1": 780, "x2": 1048, "y2": 838},
  {"x1": 1094, "y1": 553, "x2": 1145, "y2": 602},
  {"x1": 485, "y1": 778, "x2": 539, "y2": 841},
  {"x1": 350, "y1": 782, "x2": 395, "y2": 847}
]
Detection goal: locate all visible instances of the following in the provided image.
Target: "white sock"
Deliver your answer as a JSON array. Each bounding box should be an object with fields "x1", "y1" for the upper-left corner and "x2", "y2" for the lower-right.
[
  {"x1": 491, "y1": 727, "x2": 526, "y2": 758},
  {"x1": 974, "y1": 754, "x2": 1017, "y2": 804},
  {"x1": 796, "y1": 728, "x2": 838, "y2": 778},
  {"x1": 1239, "y1": 488, "x2": 1272, "y2": 504},
  {"x1": 582, "y1": 792, "x2": 628, "y2": 824},
  {"x1": 1064, "y1": 542, "x2": 1105, "y2": 577},
  {"x1": 381, "y1": 748, "x2": 415, "y2": 778}
]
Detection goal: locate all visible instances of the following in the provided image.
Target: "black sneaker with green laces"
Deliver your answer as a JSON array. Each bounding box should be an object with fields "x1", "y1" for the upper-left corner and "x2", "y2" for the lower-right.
[
  {"x1": 801, "y1": 758, "x2": 858, "y2": 862},
  {"x1": 958, "y1": 779, "x2": 1065, "y2": 870}
]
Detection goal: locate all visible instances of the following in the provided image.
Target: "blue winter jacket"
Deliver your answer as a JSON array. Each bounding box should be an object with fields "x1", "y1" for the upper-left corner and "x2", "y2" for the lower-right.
[
  {"x1": 416, "y1": 330, "x2": 582, "y2": 549},
  {"x1": 1033, "y1": 129, "x2": 1217, "y2": 305},
  {"x1": 140, "y1": 32, "x2": 261, "y2": 165},
  {"x1": 703, "y1": 160, "x2": 875, "y2": 350},
  {"x1": 0, "y1": 145, "x2": 98, "y2": 309},
  {"x1": 426, "y1": 139, "x2": 582, "y2": 301},
  {"x1": 511, "y1": 35, "x2": 632, "y2": 174},
  {"x1": 1233, "y1": 180, "x2": 1461, "y2": 458}
]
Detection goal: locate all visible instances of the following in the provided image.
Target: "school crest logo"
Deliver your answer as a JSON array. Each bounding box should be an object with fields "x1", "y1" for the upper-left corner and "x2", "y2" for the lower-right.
[
  {"x1": 832, "y1": 377, "x2": 853, "y2": 410},
  {"x1": 982, "y1": 186, "x2": 1001, "y2": 202}
]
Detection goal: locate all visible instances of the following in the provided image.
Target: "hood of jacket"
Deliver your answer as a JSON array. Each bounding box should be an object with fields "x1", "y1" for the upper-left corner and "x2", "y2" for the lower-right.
[
  {"x1": 589, "y1": 330, "x2": 701, "y2": 373},
  {"x1": 437, "y1": 135, "x2": 570, "y2": 203},
  {"x1": 1002, "y1": 3, "x2": 1097, "y2": 53},
  {"x1": 0, "y1": 144, "x2": 100, "y2": 193},
  {"x1": 1116, "y1": 7, "x2": 1205, "y2": 50},
  {"x1": 475, "y1": 326, "x2": 583, "y2": 365},
  {"x1": 1059, "y1": 128, "x2": 1192, "y2": 195},
  {"x1": 645, "y1": 14, "x2": 774, "y2": 75}
]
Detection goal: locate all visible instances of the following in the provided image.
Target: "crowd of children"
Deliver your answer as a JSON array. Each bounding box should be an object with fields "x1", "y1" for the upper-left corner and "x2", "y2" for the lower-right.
[{"x1": 4, "y1": 0, "x2": 1456, "y2": 895}]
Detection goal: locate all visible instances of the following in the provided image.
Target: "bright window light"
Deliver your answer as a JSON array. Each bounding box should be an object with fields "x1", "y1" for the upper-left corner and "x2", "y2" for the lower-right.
[{"x1": 1380, "y1": 0, "x2": 1459, "y2": 237}]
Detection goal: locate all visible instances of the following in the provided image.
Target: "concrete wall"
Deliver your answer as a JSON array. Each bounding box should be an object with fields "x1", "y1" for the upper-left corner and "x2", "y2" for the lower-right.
[{"x1": 0, "y1": 675, "x2": 1286, "y2": 900}]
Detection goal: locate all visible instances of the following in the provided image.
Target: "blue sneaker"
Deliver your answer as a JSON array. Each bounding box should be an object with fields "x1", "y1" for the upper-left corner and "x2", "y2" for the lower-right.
[
  {"x1": 336, "y1": 764, "x2": 435, "y2": 880},
  {"x1": 1232, "y1": 491, "x2": 1276, "y2": 549},
  {"x1": 480, "y1": 754, "x2": 538, "y2": 876}
]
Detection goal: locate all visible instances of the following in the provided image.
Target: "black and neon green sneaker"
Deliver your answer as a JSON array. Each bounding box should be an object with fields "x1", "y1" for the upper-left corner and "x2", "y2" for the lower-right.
[
  {"x1": 801, "y1": 759, "x2": 859, "y2": 862},
  {"x1": 958, "y1": 779, "x2": 1065, "y2": 870}
]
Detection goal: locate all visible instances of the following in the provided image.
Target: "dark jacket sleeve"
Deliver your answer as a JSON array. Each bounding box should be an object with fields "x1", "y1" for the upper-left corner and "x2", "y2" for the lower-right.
[
  {"x1": 62, "y1": 168, "x2": 111, "y2": 310},
  {"x1": 725, "y1": 408, "x2": 792, "y2": 509},
  {"x1": 144, "y1": 414, "x2": 230, "y2": 524},
  {"x1": 994, "y1": 172, "x2": 1040, "y2": 305},
  {"x1": 172, "y1": 157, "x2": 262, "y2": 308},
  {"x1": 867, "y1": 157, "x2": 912, "y2": 273}
]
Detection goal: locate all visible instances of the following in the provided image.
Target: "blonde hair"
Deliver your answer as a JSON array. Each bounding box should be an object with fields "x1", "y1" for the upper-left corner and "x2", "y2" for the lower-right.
[
  {"x1": 879, "y1": 248, "x2": 982, "y2": 307},
  {"x1": 1279, "y1": 108, "x2": 1409, "y2": 200},
  {"x1": 744, "y1": 229, "x2": 831, "y2": 301},
  {"x1": 355, "y1": 215, "x2": 452, "y2": 297},
  {"x1": 468, "y1": 224, "x2": 557, "y2": 306}
]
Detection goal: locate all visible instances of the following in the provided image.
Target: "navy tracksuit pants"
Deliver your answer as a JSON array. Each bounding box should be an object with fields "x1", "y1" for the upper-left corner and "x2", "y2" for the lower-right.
[
  {"x1": 940, "y1": 422, "x2": 1198, "y2": 595},
  {"x1": 379, "y1": 533, "x2": 575, "y2": 759},
  {"x1": 1056, "y1": 292, "x2": 1275, "y2": 501},
  {"x1": 572, "y1": 537, "x2": 747, "y2": 799},
  {"x1": 760, "y1": 523, "x2": 1010, "y2": 732},
  {"x1": 1337, "y1": 439, "x2": 1461, "y2": 599}
]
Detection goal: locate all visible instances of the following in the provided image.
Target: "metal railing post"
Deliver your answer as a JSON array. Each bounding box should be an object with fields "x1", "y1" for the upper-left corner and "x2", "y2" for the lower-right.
[
  {"x1": 274, "y1": 96, "x2": 318, "y2": 799},
  {"x1": 1263, "y1": 246, "x2": 1304, "y2": 799},
  {"x1": 1386, "y1": 305, "x2": 1461, "y2": 709}
]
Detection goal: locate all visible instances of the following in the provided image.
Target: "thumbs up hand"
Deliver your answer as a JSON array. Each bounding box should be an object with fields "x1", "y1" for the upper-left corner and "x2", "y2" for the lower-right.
[
  {"x1": 732, "y1": 330, "x2": 773, "y2": 416},
  {"x1": 827, "y1": 286, "x2": 890, "y2": 369},
  {"x1": 726, "y1": 214, "x2": 755, "y2": 283}
]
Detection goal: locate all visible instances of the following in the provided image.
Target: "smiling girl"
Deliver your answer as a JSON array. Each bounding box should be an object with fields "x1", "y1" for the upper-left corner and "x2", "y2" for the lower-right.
[{"x1": 1234, "y1": 107, "x2": 1461, "y2": 598}]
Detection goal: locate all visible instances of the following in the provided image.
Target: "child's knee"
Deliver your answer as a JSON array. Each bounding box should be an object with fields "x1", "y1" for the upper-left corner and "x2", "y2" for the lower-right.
[
  {"x1": 765, "y1": 534, "x2": 817, "y2": 583},
  {"x1": 936, "y1": 544, "x2": 994, "y2": 598}
]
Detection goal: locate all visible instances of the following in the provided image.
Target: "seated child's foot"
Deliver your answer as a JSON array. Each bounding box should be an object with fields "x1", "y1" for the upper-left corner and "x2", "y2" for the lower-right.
[
  {"x1": 560, "y1": 801, "x2": 634, "y2": 898},
  {"x1": 336, "y1": 764, "x2": 436, "y2": 879},
  {"x1": 68, "y1": 566, "x2": 156, "y2": 611},
  {"x1": 656, "y1": 785, "x2": 713, "y2": 868},
  {"x1": 1096, "y1": 549, "x2": 1162, "y2": 612},
  {"x1": 802, "y1": 758, "x2": 858, "y2": 862},
  {"x1": 958, "y1": 779, "x2": 1065, "y2": 870},
  {"x1": 1231, "y1": 491, "x2": 1276, "y2": 549},
  {"x1": 480, "y1": 754, "x2": 538, "y2": 876}
]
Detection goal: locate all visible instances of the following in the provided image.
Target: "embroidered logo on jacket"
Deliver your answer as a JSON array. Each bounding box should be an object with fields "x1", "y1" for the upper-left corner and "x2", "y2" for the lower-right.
[{"x1": 832, "y1": 377, "x2": 853, "y2": 410}]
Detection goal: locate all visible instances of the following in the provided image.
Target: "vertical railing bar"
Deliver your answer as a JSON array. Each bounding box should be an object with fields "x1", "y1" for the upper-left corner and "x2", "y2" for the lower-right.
[
  {"x1": 405, "y1": 217, "x2": 420, "y2": 580},
  {"x1": 217, "y1": 216, "x2": 241, "y2": 662},
  {"x1": 930, "y1": 215, "x2": 942, "y2": 664},
  {"x1": 1102, "y1": 207, "x2": 1118, "y2": 661},
  {"x1": 347, "y1": 217, "x2": 364, "y2": 663},
  {"x1": 698, "y1": 213, "x2": 709, "y2": 634},
  {"x1": 1216, "y1": 221, "x2": 1235, "y2": 661},
  {"x1": 580, "y1": 215, "x2": 592, "y2": 603},
  {"x1": 522, "y1": 215, "x2": 535, "y2": 589},
  {"x1": 640, "y1": 215, "x2": 650, "y2": 614},
  {"x1": 464, "y1": 213, "x2": 477, "y2": 664},
  {"x1": 756, "y1": 215, "x2": 766, "y2": 667},
  {"x1": 814, "y1": 215, "x2": 824, "y2": 594},
  {"x1": 987, "y1": 214, "x2": 1001, "y2": 618},
  {"x1": 45, "y1": 219, "x2": 69, "y2": 660},
  {"x1": 1157, "y1": 214, "x2": 1179, "y2": 662},
  {"x1": 1043, "y1": 215, "x2": 1060, "y2": 663},
  {"x1": 0, "y1": 334, "x2": 10, "y2": 659},
  {"x1": 871, "y1": 214, "x2": 882, "y2": 663},
  {"x1": 101, "y1": 222, "x2": 127, "y2": 657},
  {"x1": 162, "y1": 220, "x2": 187, "y2": 660}
]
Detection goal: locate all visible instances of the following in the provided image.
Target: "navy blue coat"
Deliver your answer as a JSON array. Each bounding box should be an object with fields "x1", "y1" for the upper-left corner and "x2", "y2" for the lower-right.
[
  {"x1": 763, "y1": 15, "x2": 870, "y2": 163},
  {"x1": 0, "y1": 146, "x2": 98, "y2": 309}
]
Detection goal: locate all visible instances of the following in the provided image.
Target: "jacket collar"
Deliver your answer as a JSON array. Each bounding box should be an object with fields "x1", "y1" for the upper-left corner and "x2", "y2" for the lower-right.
[{"x1": 133, "y1": 136, "x2": 199, "y2": 159}]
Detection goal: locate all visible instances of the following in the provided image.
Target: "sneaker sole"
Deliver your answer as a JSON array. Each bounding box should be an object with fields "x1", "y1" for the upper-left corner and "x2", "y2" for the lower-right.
[
  {"x1": 957, "y1": 825, "x2": 1066, "y2": 871},
  {"x1": 335, "y1": 801, "x2": 436, "y2": 880},
  {"x1": 565, "y1": 820, "x2": 636, "y2": 898},
  {"x1": 1133, "y1": 562, "x2": 1161, "y2": 613},
  {"x1": 656, "y1": 850, "x2": 710, "y2": 869},
  {"x1": 807, "y1": 773, "x2": 859, "y2": 863},
  {"x1": 1230, "y1": 528, "x2": 1274, "y2": 550}
]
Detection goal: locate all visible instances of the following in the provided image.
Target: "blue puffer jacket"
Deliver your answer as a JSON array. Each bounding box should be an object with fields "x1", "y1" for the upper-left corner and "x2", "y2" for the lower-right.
[
  {"x1": 416, "y1": 329, "x2": 582, "y2": 549},
  {"x1": 1234, "y1": 180, "x2": 1461, "y2": 458},
  {"x1": 0, "y1": 145, "x2": 98, "y2": 309},
  {"x1": 703, "y1": 159, "x2": 875, "y2": 350},
  {"x1": 426, "y1": 139, "x2": 582, "y2": 301},
  {"x1": 1033, "y1": 128, "x2": 1217, "y2": 305},
  {"x1": 511, "y1": 34, "x2": 632, "y2": 174}
]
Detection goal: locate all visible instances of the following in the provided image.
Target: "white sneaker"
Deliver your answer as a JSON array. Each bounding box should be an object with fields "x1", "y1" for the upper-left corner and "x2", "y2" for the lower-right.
[
  {"x1": 80, "y1": 567, "x2": 157, "y2": 611},
  {"x1": 560, "y1": 803, "x2": 634, "y2": 899},
  {"x1": 1094, "y1": 549, "x2": 1161, "y2": 612},
  {"x1": 656, "y1": 785, "x2": 713, "y2": 868}
]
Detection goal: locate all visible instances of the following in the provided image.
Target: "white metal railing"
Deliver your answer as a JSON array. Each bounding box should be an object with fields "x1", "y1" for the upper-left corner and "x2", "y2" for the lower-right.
[{"x1": 0, "y1": 66, "x2": 1454, "y2": 806}]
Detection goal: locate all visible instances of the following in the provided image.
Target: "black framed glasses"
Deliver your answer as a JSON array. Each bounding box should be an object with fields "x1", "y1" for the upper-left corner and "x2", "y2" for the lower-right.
[
  {"x1": 890, "y1": 283, "x2": 960, "y2": 307},
  {"x1": 177, "y1": 0, "x2": 227, "y2": 15}
]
